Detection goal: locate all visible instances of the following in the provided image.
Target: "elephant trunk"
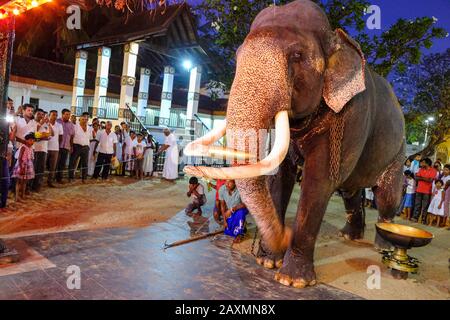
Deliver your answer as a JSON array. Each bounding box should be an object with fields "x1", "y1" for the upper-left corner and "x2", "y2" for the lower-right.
[{"x1": 184, "y1": 36, "x2": 292, "y2": 253}]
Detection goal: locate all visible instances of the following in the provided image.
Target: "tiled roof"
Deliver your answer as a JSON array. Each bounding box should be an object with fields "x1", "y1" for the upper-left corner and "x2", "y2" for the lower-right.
[
  {"x1": 77, "y1": 4, "x2": 185, "y2": 48},
  {"x1": 10, "y1": 55, "x2": 227, "y2": 112}
]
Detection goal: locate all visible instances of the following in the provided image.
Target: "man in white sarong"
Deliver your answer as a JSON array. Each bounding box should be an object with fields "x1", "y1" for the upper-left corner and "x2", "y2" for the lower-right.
[{"x1": 157, "y1": 128, "x2": 179, "y2": 181}]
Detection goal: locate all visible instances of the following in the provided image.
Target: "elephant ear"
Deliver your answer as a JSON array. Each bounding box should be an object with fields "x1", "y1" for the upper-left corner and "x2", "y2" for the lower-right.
[{"x1": 323, "y1": 29, "x2": 366, "y2": 113}]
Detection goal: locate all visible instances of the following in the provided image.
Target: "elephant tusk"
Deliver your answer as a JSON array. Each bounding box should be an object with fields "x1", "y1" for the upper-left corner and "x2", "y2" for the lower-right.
[
  {"x1": 183, "y1": 110, "x2": 290, "y2": 180},
  {"x1": 183, "y1": 121, "x2": 227, "y2": 158},
  {"x1": 207, "y1": 146, "x2": 257, "y2": 161}
]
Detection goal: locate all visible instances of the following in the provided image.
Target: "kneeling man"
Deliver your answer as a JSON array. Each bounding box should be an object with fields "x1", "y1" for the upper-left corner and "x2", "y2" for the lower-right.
[{"x1": 219, "y1": 180, "x2": 248, "y2": 240}]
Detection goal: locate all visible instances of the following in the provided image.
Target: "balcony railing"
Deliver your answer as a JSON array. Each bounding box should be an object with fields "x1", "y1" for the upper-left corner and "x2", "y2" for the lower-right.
[
  {"x1": 75, "y1": 95, "x2": 119, "y2": 119},
  {"x1": 98, "y1": 96, "x2": 119, "y2": 119},
  {"x1": 142, "y1": 108, "x2": 187, "y2": 128},
  {"x1": 75, "y1": 96, "x2": 189, "y2": 128},
  {"x1": 75, "y1": 96, "x2": 93, "y2": 116}
]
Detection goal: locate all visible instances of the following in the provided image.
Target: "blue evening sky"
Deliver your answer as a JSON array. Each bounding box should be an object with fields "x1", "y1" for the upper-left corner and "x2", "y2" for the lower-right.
[
  {"x1": 188, "y1": 0, "x2": 450, "y2": 54},
  {"x1": 366, "y1": 0, "x2": 449, "y2": 54}
]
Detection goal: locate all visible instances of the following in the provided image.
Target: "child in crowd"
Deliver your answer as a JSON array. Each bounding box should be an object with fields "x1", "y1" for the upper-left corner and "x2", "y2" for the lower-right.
[
  {"x1": 427, "y1": 179, "x2": 445, "y2": 226},
  {"x1": 441, "y1": 164, "x2": 450, "y2": 185},
  {"x1": 433, "y1": 161, "x2": 443, "y2": 178},
  {"x1": 444, "y1": 180, "x2": 450, "y2": 227},
  {"x1": 13, "y1": 133, "x2": 35, "y2": 202},
  {"x1": 133, "y1": 133, "x2": 147, "y2": 180},
  {"x1": 404, "y1": 158, "x2": 412, "y2": 172},
  {"x1": 410, "y1": 154, "x2": 421, "y2": 174},
  {"x1": 185, "y1": 177, "x2": 206, "y2": 216},
  {"x1": 124, "y1": 130, "x2": 136, "y2": 177},
  {"x1": 365, "y1": 187, "x2": 374, "y2": 208},
  {"x1": 143, "y1": 135, "x2": 155, "y2": 178},
  {"x1": 208, "y1": 179, "x2": 226, "y2": 224},
  {"x1": 402, "y1": 170, "x2": 416, "y2": 220}
]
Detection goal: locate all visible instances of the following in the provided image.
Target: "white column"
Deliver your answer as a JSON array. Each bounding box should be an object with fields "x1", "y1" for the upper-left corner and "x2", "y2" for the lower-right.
[
  {"x1": 92, "y1": 46, "x2": 111, "y2": 118},
  {"x1": 159, "y1": 65, "x2": 175, "y2": 126},
  {"x1": 185, "y1": 66, "x2": 202, "y2": 129},
  {"x1": 22, "y1": 88, "x2": 31, "y2": 104},
  {"x1": 137, "y1": 67, "x2": 151, "y2": 122},
  {"x1": 118, "y1": 42, "x2": 139, "y2": 119},
  {"x1": 71, "y1": 50, "x2": 87, "y2": 115}
]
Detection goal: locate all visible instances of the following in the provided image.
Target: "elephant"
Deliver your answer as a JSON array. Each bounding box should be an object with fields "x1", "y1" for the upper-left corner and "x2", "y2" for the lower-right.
[{"x1": 184, "y1": 0, "x2": 405, "y2": 288}]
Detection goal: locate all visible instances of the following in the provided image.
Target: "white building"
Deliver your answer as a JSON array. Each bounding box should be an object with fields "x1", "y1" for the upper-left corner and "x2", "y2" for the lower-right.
[{"x1": 9, "y1": 3, "x2": 228, "y2": 145}]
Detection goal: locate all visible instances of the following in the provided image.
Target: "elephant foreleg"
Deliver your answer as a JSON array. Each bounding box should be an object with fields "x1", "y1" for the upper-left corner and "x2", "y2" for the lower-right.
[
  {"x1": 373, "y1": 150, "x2": 405, "y2": 250},
  {"x1": 338, "y1": 189, "x2": 365, "y2": 240},
  {"x1": 256, "y1": 147, "x2": 298, "y2": 269},
  {"x1": 275, "y1": 144, "x2": 335, "y2": 288}
]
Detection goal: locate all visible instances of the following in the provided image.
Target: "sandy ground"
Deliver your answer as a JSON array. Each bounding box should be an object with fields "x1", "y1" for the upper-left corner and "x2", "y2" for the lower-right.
[
  {"x1": 0, "y1": 176, "x2": 189, "y2": 238},
  {"x1": 0, "y1": 178, "x2": 448, "y2": 299}
]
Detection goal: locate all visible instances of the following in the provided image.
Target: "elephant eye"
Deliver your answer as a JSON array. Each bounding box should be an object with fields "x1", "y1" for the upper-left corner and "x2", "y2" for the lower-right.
[{"x1": 291, "y1": 51, "x2": 303, "y2": 61}]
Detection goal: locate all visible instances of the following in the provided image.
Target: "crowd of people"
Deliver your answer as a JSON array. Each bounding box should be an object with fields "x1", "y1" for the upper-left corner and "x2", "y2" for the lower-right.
[
  {"x1": 369, "y1": 156, "x2": 448, "y2": 230},
  {"x1": 364, "y1": 155, "x2": 450, "y2": 228},
  {"x1": 2, "y1": 99, "x2": 449, "y2": 236},
  {"x1": 0, "y1": 99, "x2": 180, "y2": 209},
  {"x1": 399, "y1": 155, "x2": 450, "y2": 227}
]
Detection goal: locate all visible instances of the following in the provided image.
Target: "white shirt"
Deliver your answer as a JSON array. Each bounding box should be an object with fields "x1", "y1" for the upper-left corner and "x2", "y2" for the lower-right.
[
  {"x1": 406, "y1": 178, "x2": 416, "y2": 194},
  {"x1": 90, "y1": 128, "x2": 100, "y2": 141},
  {"x1": 48, "y1": 122, "x2": 64, "y2": 151},
  {"x1": 15, "y1": 117, "x2": 37, "y2": 149},
  {"x1": 96, "y1": 130, "x2": 118, "y2": 155},
  {"x1": 133, "y1": 139, "x2": 147, "y2": 156},
  {"x1": 73, "y1": 123, "x2": 91, "y2": 146},
  {"x1": 124, "y1": 136, "x2": 136, "y2": 155},
  {"x1": 34, "y1": 123, "x2": 51, "y2": 153}
]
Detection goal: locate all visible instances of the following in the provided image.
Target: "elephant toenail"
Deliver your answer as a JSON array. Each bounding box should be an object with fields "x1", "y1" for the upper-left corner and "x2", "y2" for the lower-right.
[
  {"x1": 256, "y1": 257, "x2": 264, "y2": 265},
  {"x1": 275, "y1": 259, "x2": 283, "y2": 268},
  {"x1": 309, "y1": 279, "x2": 317, "y2": 286},
  {"x1": 278, "y1": 275, "x2": 293, "y2": 287},
  {"x1": 275, "y1": 273, "x2": 292, "y2": 287},
  {"x1": 263, "y1": 259, "x2": 275, "y2": 269},
  {"x1": 292, "y1": 278, "x2": 307, "y2": 288}
]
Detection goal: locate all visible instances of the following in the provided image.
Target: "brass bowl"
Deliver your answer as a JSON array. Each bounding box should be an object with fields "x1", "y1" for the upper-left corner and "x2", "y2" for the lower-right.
[{"x1": 375, "y1": 223, "x2": 434, "y2": 249}]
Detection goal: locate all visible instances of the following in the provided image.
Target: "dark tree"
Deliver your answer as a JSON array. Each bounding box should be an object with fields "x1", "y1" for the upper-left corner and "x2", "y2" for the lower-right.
[
  {"x1": 394, "y1": 49, "x2": 450, "y2": 156},
  {"x1": 195, "y1": 0, "x2": 447, "y2": 88}
]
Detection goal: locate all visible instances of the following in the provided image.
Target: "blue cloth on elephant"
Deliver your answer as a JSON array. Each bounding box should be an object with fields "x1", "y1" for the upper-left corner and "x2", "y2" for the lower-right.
[{"x1": 224, "y1": 208, "x2": 249, "y2": 238}]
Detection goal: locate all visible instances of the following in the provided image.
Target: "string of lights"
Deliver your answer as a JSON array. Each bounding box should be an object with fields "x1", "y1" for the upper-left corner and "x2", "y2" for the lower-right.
[{"x1": 0, "y1": 0, "x2": 52, "y2": 19}]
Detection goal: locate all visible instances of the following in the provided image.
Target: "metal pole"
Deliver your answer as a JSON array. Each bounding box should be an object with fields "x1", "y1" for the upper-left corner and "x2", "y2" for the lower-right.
[
  {"x1": 423, "y1": 122, "x2": 429, "y2": 146},
  {"x1": 0, "y1": 16, "x2": 16, "y2": 260},
  {"x1": 163, "y1": 229, "x2": 224, "y2": 250}
]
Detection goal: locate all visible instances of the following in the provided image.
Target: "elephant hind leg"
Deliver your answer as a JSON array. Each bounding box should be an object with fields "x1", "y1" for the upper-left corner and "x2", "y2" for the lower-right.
[
  {"x1": 339, "y1": 189, "x2": 365, "y2": 240},
  {"x1": 373, "y1": 152, "x2": 405, "y2": 250}
]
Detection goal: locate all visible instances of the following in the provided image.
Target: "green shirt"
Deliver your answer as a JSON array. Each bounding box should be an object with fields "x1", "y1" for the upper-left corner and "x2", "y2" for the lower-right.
[{"x1": 219, "y1": 185, "x2": 242, "y2": 210}]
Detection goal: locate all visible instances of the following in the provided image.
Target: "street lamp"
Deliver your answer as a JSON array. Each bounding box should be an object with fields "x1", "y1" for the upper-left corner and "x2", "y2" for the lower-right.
[
  {"x1": 423, "y1": 116, "x2": 435, "y2": 146},
  {"x1": 182, "y1": 59, "x2": 193, "y2": 71}
]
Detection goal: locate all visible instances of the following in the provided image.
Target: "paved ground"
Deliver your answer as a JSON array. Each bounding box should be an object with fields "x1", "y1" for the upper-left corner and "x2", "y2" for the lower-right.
[{"x1": 0, "y1": 207, "x2": 360, "y2": 300}]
